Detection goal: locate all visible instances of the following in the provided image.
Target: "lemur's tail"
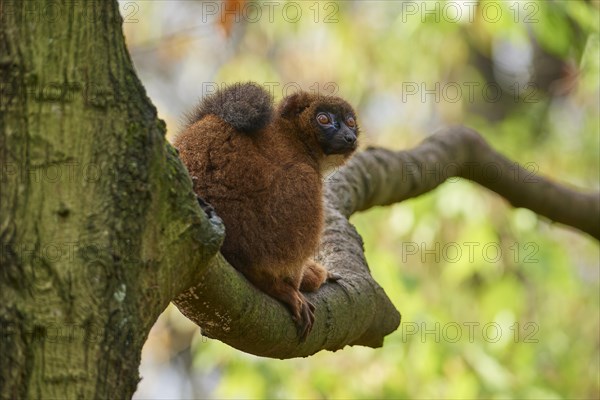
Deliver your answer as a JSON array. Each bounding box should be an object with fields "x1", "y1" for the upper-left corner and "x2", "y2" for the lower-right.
[{"x1": 187, "y1": 82, "x2": 273, "y2": 134}]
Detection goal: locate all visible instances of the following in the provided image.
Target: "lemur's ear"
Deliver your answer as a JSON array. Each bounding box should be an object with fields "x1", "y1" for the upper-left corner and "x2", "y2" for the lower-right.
[{"x1": 279, "y1": 91, "x2": 312, "y2": 120}]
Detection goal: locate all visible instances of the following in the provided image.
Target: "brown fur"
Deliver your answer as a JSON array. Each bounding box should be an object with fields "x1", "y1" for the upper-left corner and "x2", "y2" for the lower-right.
[{"x1": 174, "y1": 83, "x2": 358, "y2": 340}]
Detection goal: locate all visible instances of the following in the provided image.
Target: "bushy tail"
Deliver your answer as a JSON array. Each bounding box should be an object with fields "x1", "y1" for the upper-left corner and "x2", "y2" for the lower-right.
[{"x1": 187, "y1": 82, "x2": 273, "y2": 134}]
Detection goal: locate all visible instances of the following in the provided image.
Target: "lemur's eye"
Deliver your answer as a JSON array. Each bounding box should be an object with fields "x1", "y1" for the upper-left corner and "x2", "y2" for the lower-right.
[
  {"x1": 317, "y1": 113, "x2": 330, "y2": 125},
  {"x1": 346, "y1": 117, "x2": 356, "y2": 128}
]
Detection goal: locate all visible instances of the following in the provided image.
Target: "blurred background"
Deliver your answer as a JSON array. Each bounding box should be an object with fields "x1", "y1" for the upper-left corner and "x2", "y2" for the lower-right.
[{"x1": 119, "y1": 0, "x2": 600, "y2": 398}]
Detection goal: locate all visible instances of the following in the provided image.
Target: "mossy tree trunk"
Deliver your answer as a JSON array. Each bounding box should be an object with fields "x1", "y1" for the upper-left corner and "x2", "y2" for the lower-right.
[{"x1": 0, "y1": 1, "x2": 221, "y2": 397}]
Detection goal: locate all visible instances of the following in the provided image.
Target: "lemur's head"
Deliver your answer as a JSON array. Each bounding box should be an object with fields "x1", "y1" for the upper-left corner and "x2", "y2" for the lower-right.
[{"x1": 278, "y1": 91, "x2": 359, "y2": 166}]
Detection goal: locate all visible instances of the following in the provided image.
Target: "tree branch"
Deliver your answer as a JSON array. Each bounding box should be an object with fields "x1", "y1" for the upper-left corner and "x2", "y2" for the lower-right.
[
  {"x1": 173, "y1": 125, "x2": 598, "y2": 359},
  {"x1": 174, "y1": 200, "x2": 400, "y2": 358},
  {"x1": 334, "y1": 126, "x2": 599, "y2": 239}
]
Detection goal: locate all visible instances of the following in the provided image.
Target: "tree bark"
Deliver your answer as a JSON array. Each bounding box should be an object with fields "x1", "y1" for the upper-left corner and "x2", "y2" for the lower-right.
[{"x1": 0, "y1": 1, "x2": 222, "y2": 398}]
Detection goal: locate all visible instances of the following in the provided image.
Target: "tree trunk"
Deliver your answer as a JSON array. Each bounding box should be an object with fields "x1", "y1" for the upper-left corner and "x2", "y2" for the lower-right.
[{"x1": 0, "y1": 1, "x2": 221, "y2": 397}]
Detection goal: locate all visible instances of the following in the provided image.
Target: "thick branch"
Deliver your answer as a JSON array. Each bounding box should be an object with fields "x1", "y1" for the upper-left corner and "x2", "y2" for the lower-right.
[
  {"x1": 333, "y1": 126, "x2": 599, "y2": 240},
  {"x1": 174, "y1": 197, "x2": 400, "y2": 358}
]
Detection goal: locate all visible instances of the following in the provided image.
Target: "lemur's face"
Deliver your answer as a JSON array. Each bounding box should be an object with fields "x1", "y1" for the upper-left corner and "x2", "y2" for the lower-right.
[
  {"x1": 314, "y1": 106, "x2": 358, "y2": 156},
  {"x1": 278, "y1": 91, "x2": 359, "y2": 158}
]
